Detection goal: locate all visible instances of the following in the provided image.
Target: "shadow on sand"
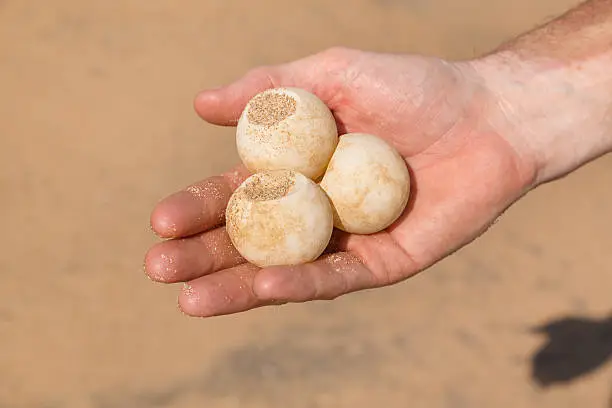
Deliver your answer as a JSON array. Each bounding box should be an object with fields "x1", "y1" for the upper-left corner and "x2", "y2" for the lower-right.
[{"x1": 530, "y1": 312, "x2": 612, "y2": 406}]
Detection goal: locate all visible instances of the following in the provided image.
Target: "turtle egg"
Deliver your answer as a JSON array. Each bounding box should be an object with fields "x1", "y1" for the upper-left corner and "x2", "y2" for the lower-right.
[
  {"x1": 225, "y1": 169, "x2": 333, "y2": 267},
  {"x1": 320, "y1": 133, "x2": 411, "y2": 234},
  {"x1": 236, "y1": 87, "x2": 338, "y2": 181}
]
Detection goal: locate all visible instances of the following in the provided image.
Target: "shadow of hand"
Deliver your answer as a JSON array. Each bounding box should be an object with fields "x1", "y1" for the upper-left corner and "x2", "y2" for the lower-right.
[{"x1": 531, "y1": 313, "x2": 612, "y2": 387}]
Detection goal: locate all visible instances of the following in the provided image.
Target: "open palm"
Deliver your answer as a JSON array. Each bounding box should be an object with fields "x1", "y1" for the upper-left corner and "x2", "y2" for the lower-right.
[{"x1": 145, "y1": 47, "x2": 536, "y2": 317}]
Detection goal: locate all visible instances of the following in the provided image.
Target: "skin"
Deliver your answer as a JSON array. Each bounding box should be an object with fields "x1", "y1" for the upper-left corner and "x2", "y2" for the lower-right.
[{"x1": 145, "y1": 0, "x2": 612, "y2": 318}]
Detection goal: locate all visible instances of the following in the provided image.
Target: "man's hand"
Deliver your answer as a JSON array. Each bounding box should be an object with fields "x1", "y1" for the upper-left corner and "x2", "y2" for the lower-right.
[
  {"x1": 144, "y1": 48, "x2": 537, "y2": 317},
  {"x1": 144, "y1": 0, "x2": 612, "y2": 319}
]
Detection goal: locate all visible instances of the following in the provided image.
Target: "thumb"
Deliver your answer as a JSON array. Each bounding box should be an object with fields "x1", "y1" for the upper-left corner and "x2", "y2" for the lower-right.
[{"x1": 193, "y1": 47, "x2": 354, "y2": 126}]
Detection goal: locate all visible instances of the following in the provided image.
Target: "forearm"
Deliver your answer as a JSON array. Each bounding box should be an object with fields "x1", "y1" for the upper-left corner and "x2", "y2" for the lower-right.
[{"x1": 473, "y1": 0, "x2": 612, "y2": 184}]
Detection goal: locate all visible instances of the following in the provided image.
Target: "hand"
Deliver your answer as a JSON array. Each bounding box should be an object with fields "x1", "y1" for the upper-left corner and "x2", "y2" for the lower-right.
[{"x1": 144, "y1": 47, "x2": 537, "y2": 317}]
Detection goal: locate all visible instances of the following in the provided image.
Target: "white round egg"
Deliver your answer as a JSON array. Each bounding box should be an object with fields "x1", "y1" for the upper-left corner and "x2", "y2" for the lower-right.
[
  {"x1": 225, "y1": 169, "x2": 333, "y2": 267},
  {"x1": 236, "y1": 87, "x2": 338, "y2": 181},
  {"x1": 320, "y1": 133, "x2": 411, "y2": 234}
]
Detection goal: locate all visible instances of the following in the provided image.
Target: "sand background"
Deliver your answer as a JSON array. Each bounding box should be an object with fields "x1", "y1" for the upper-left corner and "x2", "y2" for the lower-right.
[{"x1": 1, "y1": 1, "x2": 611, "y2": 407}]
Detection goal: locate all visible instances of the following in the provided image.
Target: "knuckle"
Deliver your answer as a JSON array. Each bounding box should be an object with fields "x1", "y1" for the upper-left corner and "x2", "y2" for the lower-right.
[
  {"x1": 245, "y1": 65, "x2": 272, "y2": 80},
  {"x1": 321, "y1": 46, "x2": 356, "y2": 59}
]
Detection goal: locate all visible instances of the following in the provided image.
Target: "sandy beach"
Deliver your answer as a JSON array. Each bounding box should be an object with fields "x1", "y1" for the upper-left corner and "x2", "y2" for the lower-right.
[{"x1": 1, "y1": 1, "x2": 611, "y2": 407}]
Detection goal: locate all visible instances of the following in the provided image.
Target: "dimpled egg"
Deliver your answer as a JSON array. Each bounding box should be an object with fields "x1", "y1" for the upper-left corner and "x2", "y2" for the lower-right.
[
  {"x1": 320, "y1": 133, "x2": 411, "y2": 234},
  {"x1": 225, "y1": 169, "x2": 333, "y2": 267},
  {"x1": 236, "y1": 87, "x2": 338, "y2": 181}
]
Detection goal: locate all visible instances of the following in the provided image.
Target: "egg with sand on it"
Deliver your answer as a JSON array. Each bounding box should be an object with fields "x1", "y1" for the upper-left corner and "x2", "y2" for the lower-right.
[
  {"x1": 320, "y1": 133, "x2": 411, "y2": 235},
  {"x1": 225, "y1": 169, "x2": 334, "y2": 267},
  {"x1": 236, "y1": 87, "x2": 338, "y2": 181}
]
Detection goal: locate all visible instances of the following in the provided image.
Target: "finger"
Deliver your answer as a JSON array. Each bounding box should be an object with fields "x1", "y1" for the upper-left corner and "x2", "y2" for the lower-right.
[
  {"x1": 194, "y1": 48, "x2": 355, "y2": 126},
  {"x1": 178, "y1": 263, "x2": 266, "y2": 318},
  {"x1": 326, "y1": 227, "x2": 421, "y2": 286},
  {"x1": 144, "y1": 226, "x2": 245, "y2": 283},
  {"x1": 193, "y1": 67, "x2": 278, "y2": 127},
  {"x1": 178, "y1": 252, "x2": 376, "y2": 318},
  {"x1": 253, "y1": 252, "x2": 376, "y2": 302},
  {"x1": 150, "y1": 165, "x2": 250, "y2": 238}
]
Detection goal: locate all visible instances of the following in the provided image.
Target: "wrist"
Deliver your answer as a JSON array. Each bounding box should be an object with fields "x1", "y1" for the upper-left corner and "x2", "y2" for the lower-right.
[{"x1": 469, "y1": 49, "x2": 612, "y2": 185}]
